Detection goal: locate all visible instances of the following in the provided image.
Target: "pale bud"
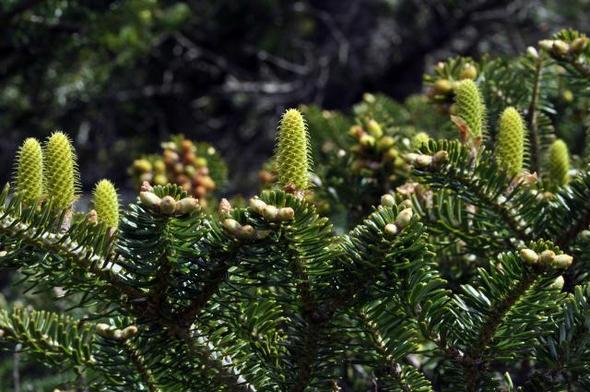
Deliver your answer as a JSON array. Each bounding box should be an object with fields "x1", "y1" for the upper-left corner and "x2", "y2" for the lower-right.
[
  {"x1": 381, "y1": 194, "x2": 395, "y2": 207},
  {"x1": 539, "y1": 250, "x2": 556, "y2": 265},
  {"x1": 236, "y1": 225, "x2": 256, "y2": 240},
  {"x1": 277, "y1": 207, "x2": 295, "y2": 221},
  {"x1": 527, "y1": 46, "x2": 539, "y2": 59},
  {"x1": 121, "y1": 325, "x2": 138, "y2": 339},
  {"x1": 395, "y1": 208, "x2": 413, "y2": 228},
  {"x1": 553, "y1": 254, "x2": 573, "y2": 269},
  {"x1": 139, "y1": 191, "x2": 161, "y2": 210},
  {"x1": 218, "y1": 198, "x2": 232, "y2": 216},
  {"x1": 263, "y1": 205, "x2": 279, "y2": 221},
  {"x1": 249, "y1": 198, "x2": 267, "y2": 215},
  {"x1": 519, "y1": 248, "x2": 538, "y2": 265},
  {"x1": 175, "y1": 197, "x2": 200, "y2": 216},
  {"x1": 552, "y1": 40, "x2": 570, "y2": 56},
  {"x1": 86, "y1": 209, "x2": 98, "y2": 225},
  {"x1": 160, "y1": 196, "x2": 177, "y2": 215},
  {"x1": 432, "y1": 151, "x2": 449, "y2": 168},
  {"x1": 140, "y1": 181, "x2": 153, "y2": 192},
  {"x1": 550, "y1": 276, "x2": 564, "y2": 290},
  {"x1": 384, "y1": 223, "x2": 398, "y2": 238},
  {"x1": 414, "y1": 155, "x2": 433, "y2": 168},
  {"x1": 539, "y1": 40, "x2": 555, "y2": 51},
  {"x1": 223, "y1": 218, "x2": 242, "y2": 234},
  {"x1": 571, "y1": 36, "x2": 589, "y2": 53}
]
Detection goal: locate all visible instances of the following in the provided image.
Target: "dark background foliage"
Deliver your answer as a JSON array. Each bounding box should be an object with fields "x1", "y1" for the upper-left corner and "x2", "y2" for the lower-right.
[{"x1": 0, "y1": 0, "x2": 588, "y2": 194}]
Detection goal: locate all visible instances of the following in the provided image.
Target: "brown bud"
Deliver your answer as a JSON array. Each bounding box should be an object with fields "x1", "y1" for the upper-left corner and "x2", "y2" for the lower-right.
[
  {"x1": 181, "y1": 139, "x2": 193, "y2": 153},
  {"x1": 200, "y1": 176, "x2": 216, "y2": 191},
  {"x1": 163, "y1": 150, "x2": 179, "y2": 165},
  {"x1": 194, "y1": 185, "x2": 207, "y2": 198},
  {"x1": 259, "y1": 170, "x2": 275, "y2": 184}
]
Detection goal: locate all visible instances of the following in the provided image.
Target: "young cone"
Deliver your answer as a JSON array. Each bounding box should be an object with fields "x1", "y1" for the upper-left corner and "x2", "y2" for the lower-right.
[
  {"x1": 44, "y1": 132, "x2": 79, "y2": 210},
  {"x1": 454, "y1": 79, "x2": 486, "y2": 139},
  {"x1": 275, "y1": 108, "x2": 311, "y2": 192},
  {"x1": 14, "y1": 138, "x2": 44, "y2": 202},
  {"x1": 92, "y1": 179, "x2": 120, "y2": 228},
  {"x1": 494, "y1": 107, "x2": 525, "y2": 177},
  {"x1": 547, "y1": 139, "x2": 570, "y2": 188}
]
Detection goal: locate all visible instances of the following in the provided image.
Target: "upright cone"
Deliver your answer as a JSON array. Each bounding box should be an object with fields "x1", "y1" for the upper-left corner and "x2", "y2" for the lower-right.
[
  {"x1": 275, "y1": 108, "x2": 311, "y2": 192},
  {"x1": 547, "y1": 139, "x2": 570, "y2": 188},
  {"x1": 14, "y1": 138, "x2": 44, "y2": 202},
  {"x1": 454, "y1": 79, "x2": 486, "y2": 139},
  {"x1": 92, "y1": 179, "x2": 120, "y2": 228},
  {"x1": 44, "y1": 132, "x2": 79, "y2": 210},
  {"x1": 494, "y1": 107, "x2": 524, "y2": 177}
]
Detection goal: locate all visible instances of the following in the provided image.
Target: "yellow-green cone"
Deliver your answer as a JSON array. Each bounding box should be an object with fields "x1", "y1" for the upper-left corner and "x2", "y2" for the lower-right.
[
  {"x1": 92, "y1": 179, "x2": 120, "y2": 228},
  {"x1": 454, "y1": 79, "x2": 486, "y2": 138},
  {"x1": 494, "y1": 107, "x2": 525, "y2": 177},
  {"x1": 547, "y1": 139, "x2": 570, "y2": 188},
  {"x1": 275, "y1": 108, "x2": 311, "y2": 191},
  {"x1": 44, "y1": 132, "x2": 79, "y2": 210},
  {"x1": 14, "y1": 138, "x2": 44, "y2": 202}
]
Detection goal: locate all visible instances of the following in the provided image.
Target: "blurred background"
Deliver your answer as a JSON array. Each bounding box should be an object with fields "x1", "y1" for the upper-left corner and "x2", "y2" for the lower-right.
[{"x1": 0, "y1": 0, "x2": 589, "y2": 196}]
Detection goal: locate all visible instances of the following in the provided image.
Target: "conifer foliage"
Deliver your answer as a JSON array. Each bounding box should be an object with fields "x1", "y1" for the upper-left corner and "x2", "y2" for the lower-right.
[{"x1": 2, "y1": 29, "x2": 590, "y2": 391}]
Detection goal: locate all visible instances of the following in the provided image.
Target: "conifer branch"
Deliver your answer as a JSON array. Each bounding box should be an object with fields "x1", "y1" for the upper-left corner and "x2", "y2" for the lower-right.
[
  {"x1": 0, "y1": 213, "x2": 143, "y2": 302},
  {"x1": 121, "y1": 340, "x2": 161, "y2": 392},
  {"x1": 186, "y1": 335, "x2": 254, "y2": 392},
  {"x1": 525, "y1": 56, "x2": 544, "y2": 174},
  {"x1": 289, "y1": 249, "x2": 322, "y2": 392},
  {"x1": 463, "y1": 273, "x2": 536, "y2": 391},
  {"x1": 356, "y1": 309, "x2": 414, "y2": 391},
  {"x1": 177, "y1": 256, "x2": 232, "y2": 328}
]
